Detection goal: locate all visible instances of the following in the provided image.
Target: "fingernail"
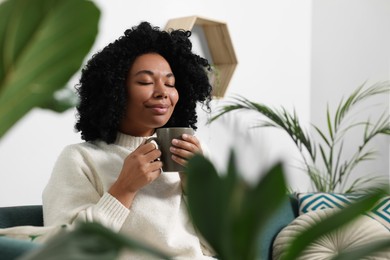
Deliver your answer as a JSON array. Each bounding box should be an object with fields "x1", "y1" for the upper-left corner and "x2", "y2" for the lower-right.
[{"x1": 172, "y1": 139, "x2": 178, "y2": 145}]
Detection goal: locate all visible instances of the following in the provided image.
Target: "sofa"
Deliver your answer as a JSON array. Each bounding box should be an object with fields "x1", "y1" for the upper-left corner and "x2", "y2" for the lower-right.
[
  {"x1": 0, "y1": 196, "x2": 298, "y2": 260},
  {"x1": 2, "y1": 193, "x2": 388, "y2": 259},
  {"x1": 0, "y1": 205, "x2": 43, "y2": 259}
]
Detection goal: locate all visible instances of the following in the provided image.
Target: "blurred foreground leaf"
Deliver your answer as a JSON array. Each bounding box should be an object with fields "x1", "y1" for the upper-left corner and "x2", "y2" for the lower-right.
[
  {"x1": 185, "y1": 151, "x2": 287, "y2": 260},
  {"x1": 0, "y1": 0, "x2": 100, "y2": 138},
  {"x1": 21, "y1": 222, "x2": 171, "y2": 260}
]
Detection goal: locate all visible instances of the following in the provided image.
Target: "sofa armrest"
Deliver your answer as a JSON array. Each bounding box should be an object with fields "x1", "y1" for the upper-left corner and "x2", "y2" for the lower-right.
[
  {"x1": 257, "y1": 195, "x2": 298, "y2": 260},
  {"x1": 0, "y1": 206, "x2": 43, "y2": 228},
  {"x1": 0, "y1": 236, "x2": 40, "y2": 260}
]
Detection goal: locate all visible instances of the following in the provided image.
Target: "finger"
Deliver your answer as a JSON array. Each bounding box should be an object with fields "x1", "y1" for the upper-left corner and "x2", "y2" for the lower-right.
[
  {"x1": 149, "y1": 160, "x2": 163, "y2": 173},
  {"x1": 171, "y1": 138, "x2": 198, "y2": 153},
  {"x1": 137, "y1": 142, "x2": 158, "y2": 154},
  {"x1": 182, "y1": 134, "x2": 200, "y2": 147},
  {"x1": 144, "y1": 149, "x2": 162, "y2": 162},
  {"x1": 171, "y1": 154, "x2": 187, "y2": 166},
  {"x1": 175, "y1": 135, "x2": 203, "y2": 154},
  {"x1": 170, "y1": 146, "x2": 193, "y2": 160}
]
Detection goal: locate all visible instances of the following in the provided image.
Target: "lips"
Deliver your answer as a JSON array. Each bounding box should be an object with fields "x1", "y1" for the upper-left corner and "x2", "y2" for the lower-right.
[{"x1": 147, "y1": 103, "x2": 170, "y2": 115}]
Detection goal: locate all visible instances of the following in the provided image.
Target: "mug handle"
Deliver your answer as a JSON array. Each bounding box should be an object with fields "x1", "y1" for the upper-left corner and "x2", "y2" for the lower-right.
[
  {"x1": 145, "y1": 137, "x2": 158, "y2": 148},
  {"x1": 144, "y1": 137, "x2": 161, "y2": 164}
]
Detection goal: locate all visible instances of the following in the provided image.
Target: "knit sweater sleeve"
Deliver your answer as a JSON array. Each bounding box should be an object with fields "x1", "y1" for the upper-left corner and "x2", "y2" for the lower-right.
[{"x1": 42, "y1": 144, "x2": 129, "y2": 232}]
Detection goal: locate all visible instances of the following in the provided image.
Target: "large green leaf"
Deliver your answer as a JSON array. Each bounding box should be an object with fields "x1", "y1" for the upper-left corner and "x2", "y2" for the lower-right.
[
  {"x1": 185, "y1": 152, "x2": 287, "y2": 260},
  {"x1": 185, "y1": 153, "x2": 236, "y2": 258},
  {"x1": 0, "y1": 0, "x2": 100, "y2": 137},
  {"x1": 235, "y1": 162, "x2": 286, "y2": 259}
]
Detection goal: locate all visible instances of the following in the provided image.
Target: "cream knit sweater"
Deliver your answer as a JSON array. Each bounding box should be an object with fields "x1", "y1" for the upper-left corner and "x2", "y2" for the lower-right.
[{"x1": 42, "y1": 132, "x2": 213, "y2": 259}]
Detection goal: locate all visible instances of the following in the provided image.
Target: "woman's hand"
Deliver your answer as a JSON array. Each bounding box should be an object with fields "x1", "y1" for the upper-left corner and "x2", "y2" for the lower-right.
[
  {"x1": 171, "y1": 134, "x2": 202, "y2": 194},
  {"x1": 170, "y1": 134, "x2": 203, "y2": 167},
  {"x1": 109, "y1": 142, "x2": 162, "y2": 208}
]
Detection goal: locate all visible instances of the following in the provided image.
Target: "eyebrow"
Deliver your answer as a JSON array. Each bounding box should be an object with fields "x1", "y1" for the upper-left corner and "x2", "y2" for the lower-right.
[{"x1": 134, "y1": 70, "x2": 174, "y2": 78}]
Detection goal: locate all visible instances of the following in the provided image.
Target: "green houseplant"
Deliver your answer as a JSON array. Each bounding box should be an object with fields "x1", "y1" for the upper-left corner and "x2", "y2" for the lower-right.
[
  {"x1": 211, "y1": 82, "x2": 390, "y2": 193},
  {"x1": 0, "y1": 0, "x2": 100, "y2": 138}
]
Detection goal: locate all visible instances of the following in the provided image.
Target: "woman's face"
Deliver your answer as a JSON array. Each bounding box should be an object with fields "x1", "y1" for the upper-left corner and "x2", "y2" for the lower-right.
[{"x1": 119, "y1": 53, "x2": 179, "y2": 136}]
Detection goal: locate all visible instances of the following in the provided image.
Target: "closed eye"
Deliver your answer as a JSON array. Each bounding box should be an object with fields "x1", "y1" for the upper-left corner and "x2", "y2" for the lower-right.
[{"x1": 138, "y1": 82, "x2": 153, "y2": 85}]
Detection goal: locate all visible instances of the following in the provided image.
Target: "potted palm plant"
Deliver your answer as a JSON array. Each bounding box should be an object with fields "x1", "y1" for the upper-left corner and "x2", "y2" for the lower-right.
[{"x1": 210, "y1": 81, "x2": 390, "y2": 193}]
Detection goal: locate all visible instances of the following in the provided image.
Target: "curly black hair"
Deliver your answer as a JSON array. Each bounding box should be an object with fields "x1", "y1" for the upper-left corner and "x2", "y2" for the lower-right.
[{"x1": 75, "y1": 21, "x2": 213, "y2": 143}]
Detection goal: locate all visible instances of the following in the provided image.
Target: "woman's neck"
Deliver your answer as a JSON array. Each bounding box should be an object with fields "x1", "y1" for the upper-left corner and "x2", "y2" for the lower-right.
[{"x1": 118, "y1": 128, "x2": 155, "y2": 137}]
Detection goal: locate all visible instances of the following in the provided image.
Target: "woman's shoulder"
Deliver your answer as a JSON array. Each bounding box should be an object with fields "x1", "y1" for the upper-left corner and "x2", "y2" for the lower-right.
[
  {"x1": 58, "y1": 140, "x2": 108, "y2": 157},
  {"x1": 62, "y1": 141, "x2": 96, "y2": 151}
]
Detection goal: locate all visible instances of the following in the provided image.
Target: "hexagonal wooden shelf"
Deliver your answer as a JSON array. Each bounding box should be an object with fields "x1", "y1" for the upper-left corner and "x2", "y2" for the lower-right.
[{"x1": 165, "y1": 16, "x2": 237, "y2": 98}]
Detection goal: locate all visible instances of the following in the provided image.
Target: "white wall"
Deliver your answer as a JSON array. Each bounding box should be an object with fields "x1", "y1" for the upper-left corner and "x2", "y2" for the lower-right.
[
  {"x1": 2, "y1": 0, "x2": 389, "y2": 206},
  {"x1": 0, "y1": 0, "x2": 343, "y2": 206},
  {"x1": 311, "y1": 0, "x2": 390, "y2": 190}
]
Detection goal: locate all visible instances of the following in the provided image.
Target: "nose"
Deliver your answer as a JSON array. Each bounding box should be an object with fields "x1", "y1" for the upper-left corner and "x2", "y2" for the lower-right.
[{"x1": 153, "y1": 80, "x2": 168, "y2": 99}]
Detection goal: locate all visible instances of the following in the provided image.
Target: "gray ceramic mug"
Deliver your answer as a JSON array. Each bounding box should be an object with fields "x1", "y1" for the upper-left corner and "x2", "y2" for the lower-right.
[{"x1": 146, "y1": 127, "x2": 194, "y2": 172}]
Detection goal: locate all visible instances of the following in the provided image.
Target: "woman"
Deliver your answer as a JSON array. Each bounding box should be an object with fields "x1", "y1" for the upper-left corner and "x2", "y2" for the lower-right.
[{"x1": 42, "y1": 21, "x2": 214, "y2": 259}]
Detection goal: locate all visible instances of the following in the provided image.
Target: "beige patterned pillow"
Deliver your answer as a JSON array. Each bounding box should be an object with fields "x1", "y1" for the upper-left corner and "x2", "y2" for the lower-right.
[{"x1": 273, "y1": 209, "x2": 390, "y2": 260}]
